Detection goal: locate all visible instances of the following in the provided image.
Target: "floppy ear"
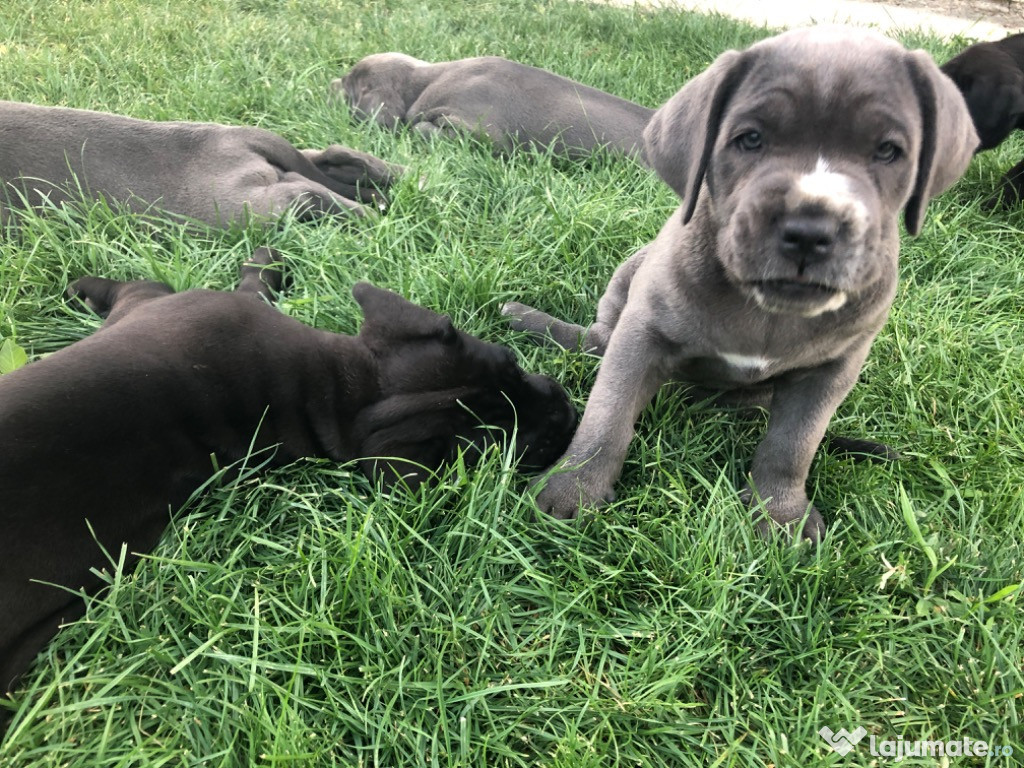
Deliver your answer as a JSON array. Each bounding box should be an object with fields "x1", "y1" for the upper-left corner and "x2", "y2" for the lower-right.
[
  {"x1": 366, "y1": 84, "x2": 405, "y2": 131},
  {"x1": 642, "y1": 50, "x2": 753, "y2": 223},
  {"x1": 358, "y1": 412, "x2": 458, "y2": 490},
  {"x1": 342, "y1": 68, "x2": 405, "y2": 130},
  {"x1": 903, "y1": 50, "x2": 980, "y2": 236},
  {"x1": 353, "y1": 392, "x2": 474, "y2": 489},
  {"x1": 352, "y1": 282, "x2": 456, "y2": 341}
]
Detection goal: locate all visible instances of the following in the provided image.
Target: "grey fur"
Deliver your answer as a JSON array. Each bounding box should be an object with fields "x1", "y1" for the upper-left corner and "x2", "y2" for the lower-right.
[
  {"x1": 0, "y1": 101, "x2": 403, "y2": 227},
  {"x1": 503, "y1": 27, "x2": 978, "y2": 542},
  {"x1": 0, "y1": 248, "x2": 577, "y2": 708},
  {"x1": 333, "y1": 53, "x2": 653, "y2": 161}
]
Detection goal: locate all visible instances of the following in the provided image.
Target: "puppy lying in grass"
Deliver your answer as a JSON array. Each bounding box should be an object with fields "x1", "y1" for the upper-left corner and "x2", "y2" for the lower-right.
[
  {"x1": 0, "y1": 101, "x2": 403, "y2": 227},
  {"x1": 334, "y1": 53, "x2": 653, "y2": 162},
  {"x1": 0, "y1": 248, "x2": 577, "y2": 717}
]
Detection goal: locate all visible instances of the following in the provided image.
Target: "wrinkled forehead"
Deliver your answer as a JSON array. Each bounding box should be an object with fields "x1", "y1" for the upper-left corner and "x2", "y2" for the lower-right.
[
  {"x1": 750, "y1": 24, "x2": 910, "y2": 65},
  {"x1": 345, "y1": 54, "x2": 394, "y2": 82},
  {"x1": 725, "y1": 32, "x2": 920, "y2": 144},
  {"x1": 354, "y1": 52, "x2": 427, "y2": 74}
]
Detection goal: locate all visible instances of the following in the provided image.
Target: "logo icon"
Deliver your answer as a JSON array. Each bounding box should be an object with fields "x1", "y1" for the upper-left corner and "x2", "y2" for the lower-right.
[{"x1": 819, "y1": 726, "x2": 868, "y2": 756}]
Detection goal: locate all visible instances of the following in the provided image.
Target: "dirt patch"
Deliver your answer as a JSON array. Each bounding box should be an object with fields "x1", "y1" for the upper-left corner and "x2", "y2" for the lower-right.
[{"x1": 862, "y1": 0, "x2": 1022, "y2": 32}]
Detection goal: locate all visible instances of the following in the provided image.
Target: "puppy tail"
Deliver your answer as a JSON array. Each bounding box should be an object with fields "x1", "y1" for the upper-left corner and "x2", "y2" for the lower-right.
[{"x1": 823, "y1": 434, "x2": 901, "y2": 463}]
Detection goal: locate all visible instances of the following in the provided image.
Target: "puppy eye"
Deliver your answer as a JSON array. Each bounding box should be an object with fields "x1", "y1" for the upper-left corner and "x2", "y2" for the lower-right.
[
  {"x1": 733, "y1": 130, "x2": 764, "y2": 152},
  {"x1": 874, "y1": 141, "x2": 902, "y2": 163}
]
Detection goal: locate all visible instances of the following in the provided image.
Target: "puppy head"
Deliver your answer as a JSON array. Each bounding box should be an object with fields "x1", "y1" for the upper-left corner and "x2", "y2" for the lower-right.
[
  {"x1": 332, "y1": 52, "x2": 428, "y2": 129},
  {"x1": 941, "y1": 41, "x2": 1024, "y2": 151},
  {"x1": 644, "y1": 26, "x2": 978, "y2": 317},
  {"x1": 350, "y1": 282, "x2": 577, "y2": 488}
]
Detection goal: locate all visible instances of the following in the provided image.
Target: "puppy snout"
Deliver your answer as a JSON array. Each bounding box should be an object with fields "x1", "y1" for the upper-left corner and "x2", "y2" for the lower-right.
[{"x1": 778, "y1": 213, "x2": 838, "y2": 270}]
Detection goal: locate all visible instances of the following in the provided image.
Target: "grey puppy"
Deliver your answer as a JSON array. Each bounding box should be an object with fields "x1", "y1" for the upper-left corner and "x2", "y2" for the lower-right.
[
  {"x1": 334, "y1": 53, "x2": 653, "y2": 162},
  {"x1": 0, "y1": 248, "x2": 577, "y2": 718},
  {"x1": 503, "y1": 27, "x2": 978, "y2": 542},
  {"x1": 0, "y1": 101, "x2": 403, "y2": 227}
]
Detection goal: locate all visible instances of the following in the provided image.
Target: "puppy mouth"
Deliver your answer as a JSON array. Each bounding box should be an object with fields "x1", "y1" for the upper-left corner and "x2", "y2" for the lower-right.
[{"x1": 748, "y1": 279, "x2": 848, "y2": 317}]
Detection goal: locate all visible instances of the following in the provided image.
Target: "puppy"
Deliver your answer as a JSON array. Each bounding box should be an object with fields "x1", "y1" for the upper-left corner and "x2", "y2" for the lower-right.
[
  {"x1": 0, "y1": 101, "x2": 403, "y2": 227},
  {"x1": 0, "y1": 248, "x2": 577, "y2": 711},
  {"x1": 334, "y1": 53, "x2": 653, "y2": 162},
  {"x1": 503, "y1": 27, "x2": 978, "y2": 542},
  {"x1": 941, "y1": 33, "x2": 1024, "y2": 207}
]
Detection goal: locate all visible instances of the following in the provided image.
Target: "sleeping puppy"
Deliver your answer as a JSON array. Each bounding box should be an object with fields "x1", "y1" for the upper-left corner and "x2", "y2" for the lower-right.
[
  {"x1": 503, "y1": 27, "x2": 978, "y2": 542},
  {"x1": 333, "y1": 53, "x2": 653, "y2": 162},
  {"x1": 0, "y1": 248, "x2": 577, "y2": 713},
  {"x1": 0, "y1": 101, "x2": 403, "y2": 227},
  {"x1": 940, "y1": 33, "x2": 1024, "y2": 207}
]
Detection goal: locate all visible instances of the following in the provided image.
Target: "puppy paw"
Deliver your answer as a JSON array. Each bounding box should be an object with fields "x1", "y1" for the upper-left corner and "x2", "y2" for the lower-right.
[
  {"x1": 501, "y1": 302, "x2": 590, "y2": 351},
  {"x1": 742, "y1": 486, "x2": 826, "y2": 544},
  {"x1": 303, "y1": 146, "x2": 405, "y2": 207},
  {"x1": 755, "y1": 506, "x2": 826, "y2": 544},
  {"x1": 322, "y1": 145, "x2": 405, "y2": 183},
  {"x1": 501, "y1": 301, "x2": 547, "y2": 331},
  {"x1": 533, "y1": 470, "x2": 614, "y2": 521},
  {"x1": 981, "y1": 186, "x2": 1022, "y2": 211},
  {"x1": 66, "y1": 277, "x2": 117, "y2": 317},
  {"x1": 238, "y1": 247, "x2": 285, "y2": 299},
  {"x1": 328, "y1": 77, "x2": 346, "y2": 103},
  {"x1": 412, "y1": 114, "x2": 482, "y2": 144}
]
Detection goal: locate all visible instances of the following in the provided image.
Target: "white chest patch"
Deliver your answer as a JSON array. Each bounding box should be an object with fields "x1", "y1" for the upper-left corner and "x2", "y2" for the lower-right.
[{"x1": 719, "y1": 352, "x2": 773, "y2": 372}]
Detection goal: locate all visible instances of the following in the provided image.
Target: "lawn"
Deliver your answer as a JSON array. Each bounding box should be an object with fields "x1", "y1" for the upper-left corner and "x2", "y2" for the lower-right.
[{"x1": 0, "y1": 1, "x2": 1022, "y2": 766}]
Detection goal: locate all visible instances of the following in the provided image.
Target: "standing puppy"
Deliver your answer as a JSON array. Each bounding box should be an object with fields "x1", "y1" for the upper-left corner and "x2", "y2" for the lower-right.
[
  {"x1": 334, "y1": 53, "x2": 654, "y2": 162},
  {"x1": 0, "y1": 249, "x2": 577, "y2": 712},
  {"x1": 941, "y1": 34, "x2": 1024, "y2": 207},
  {"x1": 504, "y1": 27, "x2": 978, "y2": 541}
]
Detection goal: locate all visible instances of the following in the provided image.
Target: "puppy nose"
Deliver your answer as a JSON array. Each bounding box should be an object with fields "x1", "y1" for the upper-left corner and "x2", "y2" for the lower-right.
[{"x1": 778, "y1": 214, "x2": 838, "y2": 267}]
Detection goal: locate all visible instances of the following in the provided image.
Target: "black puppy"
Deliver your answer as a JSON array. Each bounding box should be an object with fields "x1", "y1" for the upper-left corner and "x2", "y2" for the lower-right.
[
  {"x1": 0, "y1": 248, "x2": 577, "y2": 713},
  {"x1": 941, "y1": 33, "x2": 1024, "y2": 207}
]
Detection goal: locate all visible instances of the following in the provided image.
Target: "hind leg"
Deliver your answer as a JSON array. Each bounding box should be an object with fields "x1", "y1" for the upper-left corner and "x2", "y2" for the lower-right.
[
  {"x1": 300, "y1": 146, "x2": 404, "y2": 205},
  {"x1": 251, "y1": 174, "x2": 366, "y2": 222},
  {"x1": 502, "y1": 244, "x2": 650, "y2": 354},
  {"x1": 411, "y1": 111, "x2": 515, "y2": 154},
  {"x1": 237, "y1": 247, "x2": 284, "y2": 301},
  {"x1": 67, "y1": 277, "x2": 175, "y2": 325}
]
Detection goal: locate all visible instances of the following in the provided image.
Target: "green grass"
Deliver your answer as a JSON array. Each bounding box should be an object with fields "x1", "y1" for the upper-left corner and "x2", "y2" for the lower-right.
[{"x1": 1, "y1": 1, "x2": 1023, "y2": 766}]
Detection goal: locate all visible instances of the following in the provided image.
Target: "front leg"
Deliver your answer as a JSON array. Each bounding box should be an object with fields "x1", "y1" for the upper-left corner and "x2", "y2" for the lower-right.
[
  {"x1": 747, "y1": 342, "x2": 873, "y2": 542},
  {"x1": 501, "y1": 302, "x2": 592, "y2": 351},
  {"x1": 410, "y1": 110, "x2": 516, "y2": 153},
  {"x1": 410, "y1": 114, "x2": 471, "y2": 141},
  {"x1": 67, "y1": 277, "x2": 174, "y2": 325},
  {"x1": 536, "y1": 312, "x2": 668, "y2": 519},
  {"x1": 985, "y1": 156, "x2": 1024, "y2": 209}
]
